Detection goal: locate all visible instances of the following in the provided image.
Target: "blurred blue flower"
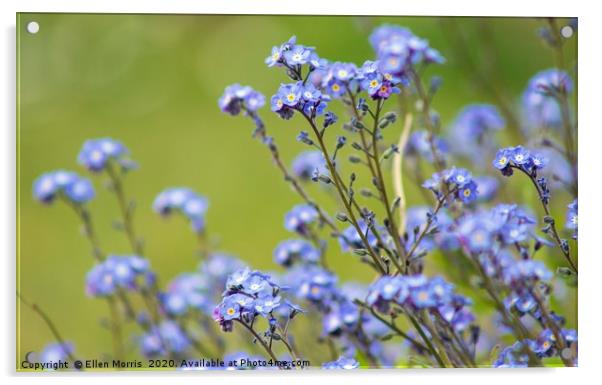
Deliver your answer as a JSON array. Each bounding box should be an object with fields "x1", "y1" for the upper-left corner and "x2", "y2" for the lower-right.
[
  {"x1": 503, "y1": 260, "x2": 552, "y2": 288},
  {"x1": 140, "y1": 321, "x2": 190, "y2": 357},
  {"x1": 78, "y1": 138, "x2": 132, "y2": 172},
  {"x1": 199, "y1": 253, "x2": 247, "y2": 295},
  {"x1": 64, "y1": 177, "x2": 95, "y2": 203},
  {"x1": 423, "y1": 168, "x2": 478, "y2": 204},
  {"x1": 33, "y1": 170, "x2": 95, "y2": 204},
  {"x1": 366, "y1": 274, "x2": 472, "y2": 321},
  {"x1": 474, "y1": 176, "x2": 499, "y2": 202},
  {"x1": 153, "y1": 187, "x2": 209, "y2": 233},
  {"x1": 369, "y1": 24, "x2": 444, "y2": 80},
  {"x1": 160, "y1": 273, "x2": 212, "y2": 316},
  {"x1": 273, "y1": 239, "x2": 320, "y2": 266},
  {"x1": 566, "y1": 199, "x2": 578, "y2": 239},
  {"x1": 322, "y1": 356, "x2": 360, "y2": 369},
  {"x1": 86, "y1": 255, "x2": 150, "y2": 297},
  {"x1": 287, "y1": 265, "x2": 337, "y2": 303},
  {"x1": 405, "y1": 130, "x2": 448, "y2": 163},
  {"x1": 291, "y1": 151, "x2": 328, "y2": 182},
  {"x1": 39, "y1": 342, "x2": 73, "y2": 366},
  {"x1": 521, "y1": 69, "x2": 573, "y2": 133},
  {"x1": 284, "y1": 204, "x2": 318, "y2": 235},
  {"x1": 448, "y1": 104, "x2": 504, "y2": 164},
  {"x1": 219, "y1": 84, "x2": 265, "y2": 116},
  {"x1": 493, "y1": 340, "x2": 534, "y2": 368}
]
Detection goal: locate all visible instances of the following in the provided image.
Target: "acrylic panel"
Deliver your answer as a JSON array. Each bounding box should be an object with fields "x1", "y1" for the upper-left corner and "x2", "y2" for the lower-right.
[{"x1": 16, "y1": 13, "x2": 578, "y2": 371}]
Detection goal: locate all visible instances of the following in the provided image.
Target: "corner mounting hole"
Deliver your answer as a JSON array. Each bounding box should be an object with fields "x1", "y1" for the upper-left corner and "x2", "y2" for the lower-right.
[
  {"x1": 560, "y1": 25, "x2": 573, "y2": 38},
  {"x1": 27, "y1": 21, "x2": 39, "y2": 34}
]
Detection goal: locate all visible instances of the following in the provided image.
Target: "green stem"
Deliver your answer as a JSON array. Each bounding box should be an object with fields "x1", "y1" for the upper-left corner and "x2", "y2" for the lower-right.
[
  {"x1": 460, "y1": 247, "x2": 543, "y2": 366},
  {"x1": 420, "y1": 310, "x2": 454, "y2": 368},
  {"x1": 369, "y1": 99, "x2": 407, "y2": 272},
  {"x1": 346, "y1": 91, "x2": 407, "y2": 272},
  {"x1": 63, "y1": 198, "x2": 103, "y2": 262},
  {"x1": 530, "y1": 288, "x2": 574, "y2": 367},
  {"x1": 356, "y1": 301, "x2": 427, "y2": 352},
  {"x1": 547, "y1": 18, "x2": 578, "y2": 196},
  {"x1": 407, "y1": 313, "x2": 446, "y2": 367},
  {"x1": 107, "y1": 297, "x2": 124, "y2": 360},
  {"x1": 64, "y1": 199, "x2": 126, "y2": 361},
  {"x1": 401, "y1": 187, "x2": 457, "y2": 274},
  {"x1": 511, "y1": 166, "x2": 577, "y2": 273},
  {"x1": 106, "y1": 162, "x2": 142, "y2": 255},
  {"x1": 246, "y1": 109, "x2": 344, "y2": 261},
  {"x1": 17, "y1": 292, "x2": 79, "y2": 363},
  {"x1": 236, "y1": 320, "x2": 283, "y2": 369},
  {"x1": 302, "y1": 113, "x2": 387, "y2": 274},
  {"x1": 435, "y1": 313, "x2": 476, "y2": 367},
  {"x1": 410, "y1": 70, "x2": 447, "y2": 174}
]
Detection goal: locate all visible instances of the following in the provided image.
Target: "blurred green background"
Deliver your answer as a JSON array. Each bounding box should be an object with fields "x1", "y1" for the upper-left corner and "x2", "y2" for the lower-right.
[{"x1": 17, "y1": 14, "x2": 576, "y2": 364}]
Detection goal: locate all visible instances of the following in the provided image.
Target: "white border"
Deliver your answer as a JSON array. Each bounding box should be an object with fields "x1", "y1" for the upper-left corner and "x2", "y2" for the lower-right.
[{"x1": 3, "y1": 1, "x2": 601, "y2": 384}]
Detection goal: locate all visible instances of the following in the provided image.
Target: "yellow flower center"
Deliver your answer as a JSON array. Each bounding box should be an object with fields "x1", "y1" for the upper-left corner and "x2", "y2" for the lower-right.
[
  {"x1": 380, "y1": 85, "x2": 388, "y2": 92},
  {"x1": 227, "y1": 308, "x2": 235, "y2": 315},
  {"x1": 332, "y1": 84, "x2": 340, "y2": 92},
  {"x1": 463, "y1": 189, "x2": 471, "y2": 197},
  {"x1": 370, "y1": 80, "x2": 378, "y2": 87},
  {"x1": 499, "y1": 156, "x2": 507, "y2": 165},
  {"x1": 287, "y1": 93, "x2": 296, "y2": 102},
  {"x1": 277, "y1": 100, "x2": 283, "y2": 108}
]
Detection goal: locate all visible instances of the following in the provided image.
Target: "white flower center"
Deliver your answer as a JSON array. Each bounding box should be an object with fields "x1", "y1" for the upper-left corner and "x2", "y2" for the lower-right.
[
  {"x1": 91, "y1": 150, "x2": 103, "y2": 162},
  {"x1": 55, "y1": 173, "x2": 70, "y2": 184},
  {"x1": 383, "y1": 284, "x2": 394, "y2": 295},
  {"x1": 101, "y1": 141, "x2": 115, "y2": 154},
  {"x1": 170, "y1": 191, "x2": 186, "y2": 205},
  {"x1": 40, "y1": 179, "x2": 54, "y2": 192},
  {"x1": 186, "y1": 201, "x2": 202, "y2": 214},
  {"x1": 73, "y1": 182, "x2": 86, "y2": 195}
]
